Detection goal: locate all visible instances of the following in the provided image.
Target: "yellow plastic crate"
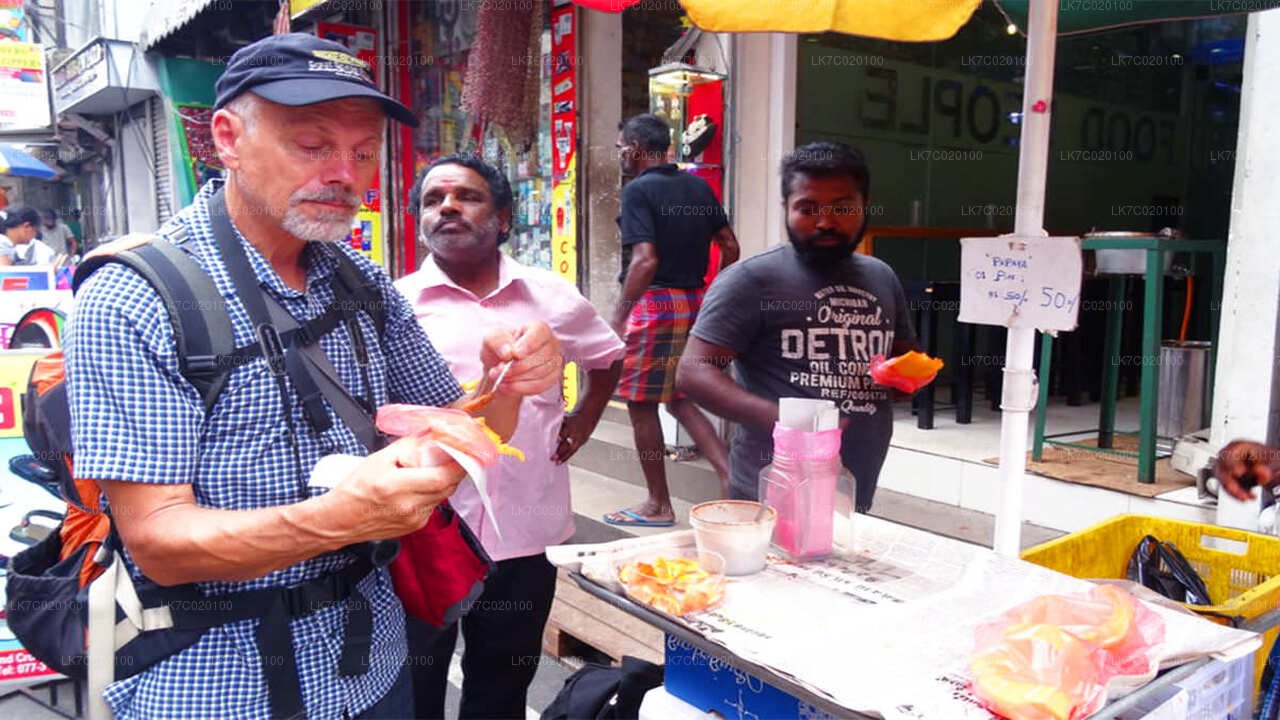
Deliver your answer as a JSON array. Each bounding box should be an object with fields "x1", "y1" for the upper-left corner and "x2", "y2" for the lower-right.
[{"x1": 1021, "y1": 514, "x2": 1280, "y2": 694}]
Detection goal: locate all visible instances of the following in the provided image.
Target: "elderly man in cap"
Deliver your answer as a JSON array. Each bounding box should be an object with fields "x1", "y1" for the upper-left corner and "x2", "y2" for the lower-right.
[{"x1": 63, "y1": 33, "x2": 560, "y2": 719}]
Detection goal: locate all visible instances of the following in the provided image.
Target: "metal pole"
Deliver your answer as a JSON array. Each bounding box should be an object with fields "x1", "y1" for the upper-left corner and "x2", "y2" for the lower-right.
[
  {"x1": 993, "y1": 0, "x2": 1059, "y2": 556},
  {"x1": 1032, "y1": 332, "x2": 1052, "y2": 461},
  {"x1": 1138, "y1": 248, "x2": 1164, "y2": 482},
  {"x1": 1098, "y1": 277, "x2": 1125, "y2": 447}
]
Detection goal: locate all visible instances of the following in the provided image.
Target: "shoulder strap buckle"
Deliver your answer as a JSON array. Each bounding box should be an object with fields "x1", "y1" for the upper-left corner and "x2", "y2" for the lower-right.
[
  {"x1": 182, "y1": 354, "x2": 220, "y2": 377},
  {"x1": 257, "y1": 324, "x2": 288, "y2": 378}
]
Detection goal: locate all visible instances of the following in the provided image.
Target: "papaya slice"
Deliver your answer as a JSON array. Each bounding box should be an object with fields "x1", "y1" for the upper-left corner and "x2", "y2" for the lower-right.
[
  {"x1": 883, "y1": 350, "x2": 945, "y2": 378},
  {"x1": 376, "y1": 403, "x2": 524, "y2": 465},
  {"x1": 618, "y1": 555, "x2": 725, "y2": 616}
]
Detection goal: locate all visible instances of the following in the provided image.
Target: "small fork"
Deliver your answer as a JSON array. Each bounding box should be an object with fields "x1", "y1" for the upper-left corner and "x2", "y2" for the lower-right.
[{"x1": 461, "y1": 359, "x2": 514, "y2": 412}]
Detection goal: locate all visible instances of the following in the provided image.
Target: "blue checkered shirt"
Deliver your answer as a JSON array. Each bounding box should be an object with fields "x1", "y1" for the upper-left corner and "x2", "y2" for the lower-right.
[{"x1": 65, "y1": 180, "x2": 462, "y2": 719}]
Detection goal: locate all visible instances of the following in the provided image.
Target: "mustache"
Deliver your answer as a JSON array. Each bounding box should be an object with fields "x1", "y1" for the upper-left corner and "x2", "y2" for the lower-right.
[
  {"x1": 804, "y1": 230, "x2": 851, "y2": 244},
  {"x1": 432, "y1": 217, "x2": 473, "y2": 234},
  {"x1": 289, "y1": 187, "x2": 359, "y2": 209}
]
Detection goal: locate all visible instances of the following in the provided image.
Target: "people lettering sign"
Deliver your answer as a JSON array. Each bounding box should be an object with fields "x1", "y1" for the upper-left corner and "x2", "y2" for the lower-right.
[{"x1": 801, "y1": 49, "x2": 1182, "y2": 164}]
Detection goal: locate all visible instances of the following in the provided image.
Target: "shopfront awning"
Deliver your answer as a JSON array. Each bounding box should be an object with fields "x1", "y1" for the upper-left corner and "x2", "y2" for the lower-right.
[{"x1": 140, "y1": 0, "x2": 225, "y2": 50}]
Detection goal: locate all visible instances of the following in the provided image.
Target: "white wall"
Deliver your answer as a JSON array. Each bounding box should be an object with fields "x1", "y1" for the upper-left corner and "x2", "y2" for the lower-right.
[
  {"x1": 730, "y1": 33, "x2": 796, "y2": 260},
  {"x1": 580, "y1": 7, "x2": 623, "y2": 313},
  {"x1": 109, "y1": 0, "x2": 149, "y2": 43},
  {"x1": 61, "y1": 0, "x2": 100, "y2": 50},
  {"x1": 1211, "y1": 9, "x2": 1280, "y2": 531},
  {"x1": 62, "y1": 0, "x2": 147, "y2": 48},
  {"x1": 118, "y1": 107, "x2": 158, "y2": 234}
]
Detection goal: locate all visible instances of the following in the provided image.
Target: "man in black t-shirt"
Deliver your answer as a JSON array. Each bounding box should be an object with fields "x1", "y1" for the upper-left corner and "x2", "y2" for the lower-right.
[
  {"x1": 677, "y1": 142, "x2": 918, "y2": 511},
  {"x1": 604, "y1": 114, "x2": 739, "y2": 527}
]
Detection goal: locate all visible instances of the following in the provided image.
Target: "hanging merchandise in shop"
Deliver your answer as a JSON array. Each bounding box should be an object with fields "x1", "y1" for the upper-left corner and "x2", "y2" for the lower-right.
[
  {"x1": 153, "y1": 56, "x2": 225, "y2": 207},
  {"x1": 399, "y1": 1, "x2": 559, "y2": 272},
  {"x1": 460, "y1": 0, "x2": 543, "y2": 148},
  {"x1": 397, "y1": 0, "x2": 576, "y2": 407}
]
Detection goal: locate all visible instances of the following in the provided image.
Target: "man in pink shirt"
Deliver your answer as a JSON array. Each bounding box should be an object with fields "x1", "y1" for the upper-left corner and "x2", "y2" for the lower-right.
[{"x1": 395, "y1": 153, "x2": 624, "y2": 719}]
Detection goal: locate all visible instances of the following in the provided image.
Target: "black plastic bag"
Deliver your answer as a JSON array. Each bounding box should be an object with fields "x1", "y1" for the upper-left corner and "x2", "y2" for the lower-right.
[{"x1": 1126, "y1": 534, "x2": 1213, "y2": 606}]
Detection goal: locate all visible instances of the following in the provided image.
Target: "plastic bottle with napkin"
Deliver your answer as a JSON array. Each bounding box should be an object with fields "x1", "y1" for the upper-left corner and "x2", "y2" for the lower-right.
[{"x1": 758, "y1": 398, "x2": 852, "y2": 560}]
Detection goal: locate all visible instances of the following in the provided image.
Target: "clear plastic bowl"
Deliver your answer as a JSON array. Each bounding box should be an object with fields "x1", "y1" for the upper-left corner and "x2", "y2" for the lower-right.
[
  {"x1": 690, "y1": 500, "x2": 778, "y2": 576},
  {"x1": 614, "y1": 548, "x2": 726, "y2": 617}
]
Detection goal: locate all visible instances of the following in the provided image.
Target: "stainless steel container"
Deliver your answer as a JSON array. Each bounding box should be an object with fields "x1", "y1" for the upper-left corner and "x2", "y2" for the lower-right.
[
  {"x1": 1157, "y1": 340, "x2": 1212, "y2": 439},
  {"x1": 1086, "y1": 231, "x2": 1175, "y2": 275}
]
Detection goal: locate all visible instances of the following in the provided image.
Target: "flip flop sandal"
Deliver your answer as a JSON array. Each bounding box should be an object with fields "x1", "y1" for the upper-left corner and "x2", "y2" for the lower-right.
[
  {"x1": 603, "y1": 509, "x2": 675, "y2": 528},
  {"x1": 9, "y1": 455, "x2": 61, "y2": 501},
  {"x1": 9, "y1": 509, "x2": 63, "y2": 546}
]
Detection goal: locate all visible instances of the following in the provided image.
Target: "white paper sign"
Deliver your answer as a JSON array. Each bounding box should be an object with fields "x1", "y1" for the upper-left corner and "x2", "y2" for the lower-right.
[{"x1": 959, "y1": 236, "x2": 1083, "y2": 331}]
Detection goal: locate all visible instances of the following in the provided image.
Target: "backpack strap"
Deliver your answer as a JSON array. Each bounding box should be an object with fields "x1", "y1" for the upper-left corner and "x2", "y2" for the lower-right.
[
  {"x1": 72, "y1": 236, "x2": 235, "y2": 413},
  {"x1": 327, "y1": 251, "x2": 382, "y2": 416},
  {"x1": 330, "y1": 250, "x2": 387, "y2": 337}
]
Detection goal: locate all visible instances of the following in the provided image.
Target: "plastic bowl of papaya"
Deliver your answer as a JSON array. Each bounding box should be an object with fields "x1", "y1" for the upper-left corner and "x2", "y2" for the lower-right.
[{"x1": 614, "y1": 549, "x2": 726, "y2": 618}]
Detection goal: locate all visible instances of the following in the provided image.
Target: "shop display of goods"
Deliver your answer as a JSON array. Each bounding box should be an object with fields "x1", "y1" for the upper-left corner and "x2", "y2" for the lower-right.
[{"x1": 681, "y1": 114, "x2": 718, "y2": 159}]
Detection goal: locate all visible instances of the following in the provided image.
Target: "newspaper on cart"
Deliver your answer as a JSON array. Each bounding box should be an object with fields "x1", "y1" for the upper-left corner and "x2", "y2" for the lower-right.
[{"x1": 547, "y1": 514, "x2": 1261, "y2": 720}]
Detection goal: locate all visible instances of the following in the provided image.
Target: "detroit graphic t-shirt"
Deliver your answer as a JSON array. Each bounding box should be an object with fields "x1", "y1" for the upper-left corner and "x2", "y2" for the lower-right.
[{"x1": 690, "y1": 244, "x2": 916, "y2": 509}]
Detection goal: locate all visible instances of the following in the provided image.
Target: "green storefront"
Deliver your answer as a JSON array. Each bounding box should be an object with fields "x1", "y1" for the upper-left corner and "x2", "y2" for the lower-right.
[{"x1": 795, "y1": 9, "x2": 1244, "y2": 402}]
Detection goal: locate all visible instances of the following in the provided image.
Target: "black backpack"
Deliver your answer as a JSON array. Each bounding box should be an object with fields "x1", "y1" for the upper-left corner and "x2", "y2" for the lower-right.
[{"x1": 541, "y1": 657, "x2": 664, "y2": 720}]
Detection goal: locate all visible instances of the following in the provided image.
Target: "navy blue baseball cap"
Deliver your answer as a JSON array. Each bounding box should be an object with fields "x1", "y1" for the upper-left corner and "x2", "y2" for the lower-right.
[{"x1": 215, "y1": 33, "x2": 416, "y2": 126}]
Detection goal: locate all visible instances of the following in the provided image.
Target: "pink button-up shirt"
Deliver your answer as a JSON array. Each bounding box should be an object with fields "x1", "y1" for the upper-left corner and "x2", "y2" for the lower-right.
[{"x1": 395, "y1": 253, "x2": 625, "y2": 561}]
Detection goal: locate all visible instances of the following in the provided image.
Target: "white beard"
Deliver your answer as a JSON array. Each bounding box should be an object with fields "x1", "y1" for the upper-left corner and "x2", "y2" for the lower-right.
[
  {"x1": 281, "y1": 205, "x2": 355, "y2": 244},
  {"x1": 231, "y1": 173, "x2": 358, "y2": 244}
]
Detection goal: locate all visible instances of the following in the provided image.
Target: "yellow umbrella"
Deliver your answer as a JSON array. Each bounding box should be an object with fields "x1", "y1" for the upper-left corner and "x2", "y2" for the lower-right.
[{"x1": 680, "y1": 0, "x2": 981, "y2": 41}]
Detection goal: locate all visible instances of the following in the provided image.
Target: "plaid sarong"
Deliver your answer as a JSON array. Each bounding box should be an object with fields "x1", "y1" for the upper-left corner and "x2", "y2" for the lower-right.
[{"x1": 618, "y1": 287, "x2": 705, "y2": 403}]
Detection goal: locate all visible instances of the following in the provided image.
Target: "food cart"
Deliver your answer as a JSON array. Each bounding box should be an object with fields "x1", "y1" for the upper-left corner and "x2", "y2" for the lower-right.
[{"x1": 548, "y1": 514, "x2": 1266, "y2": 719}]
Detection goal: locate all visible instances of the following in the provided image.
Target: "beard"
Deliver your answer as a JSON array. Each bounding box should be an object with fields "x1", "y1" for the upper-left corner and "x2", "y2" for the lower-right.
[
  {"x1": 280, "y1": 186, "x2": 360, "y2": 244},
  {"x1": 786, "y1": 224, "x2": 862, "y2": 265}
]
